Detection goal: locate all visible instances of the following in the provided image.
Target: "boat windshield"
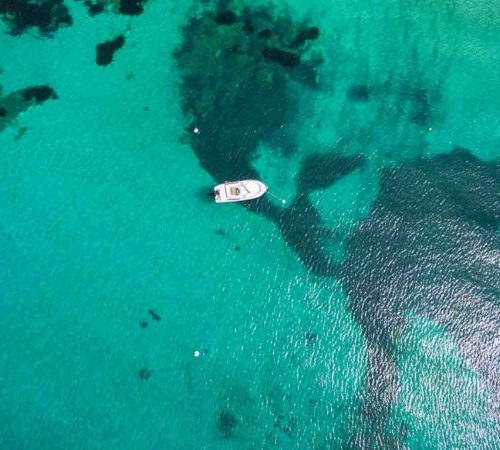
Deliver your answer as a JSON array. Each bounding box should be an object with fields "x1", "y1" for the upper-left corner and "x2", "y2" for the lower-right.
[
  {"x1": 238, "y1": 183, "x2": 251, "y2": 194},
  {"x1": 227, "y1": 183, "x2": 248, "y2": 196}
]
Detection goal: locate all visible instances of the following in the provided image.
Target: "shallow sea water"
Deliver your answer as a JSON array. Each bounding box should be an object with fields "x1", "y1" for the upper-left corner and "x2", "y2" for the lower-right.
[{"x1": 0, "y1": 1, "x2": 499, "y2": 449}]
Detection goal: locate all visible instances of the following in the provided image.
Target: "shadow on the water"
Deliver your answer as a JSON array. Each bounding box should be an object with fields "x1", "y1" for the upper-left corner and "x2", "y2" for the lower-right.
[{"x1": 195, "y1": 186, "x2": 218, "y2": 204}]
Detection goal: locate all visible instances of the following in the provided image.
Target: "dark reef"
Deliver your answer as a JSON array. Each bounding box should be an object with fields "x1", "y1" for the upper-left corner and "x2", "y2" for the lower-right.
[
  {"x1": 215, "y1": 228, "x2": 226, "y2": 237},
  {"x1": 119, "y1": 0, "x2": 148, "y2": 16},
  {"x1": 262, "y1": 47, "x2": 300, "y2": 68},
  {"x1": 214, "y1": 10, "x2": 237, "y2": 25},
  {"x1": 83, "y1": 1, "x2": 105, "y2": 17},
  {"x1": 148, "y1": 309, "x2": 161, "y2": 321},
  {"x1": 23, "y1": 86, "x2": 58, "y2": 103},
  {"x1": 138, "y1": 368, "x2": 152, "y2": 380},
  {"x1": 258, "y1": 28, "x2": 272, "y2": 38},
  {"x1": 218, "y1": 410, "x2": 239, "y2": 437},
  {"x1": 174, "y1": 1, "x2": 499, "y2": 447},
  {"x1": 0, "y1": 0, "x2": 72, "y2": 36},
  {"x1": 347, "y1": 84, "x2": 370, "y2": 102},
  {"x1": 340, "y1": 148, "x2": 500, "y2": 448},
  {"x1": 298, "y1": 152, "x2": 364, "y2": 192},
  {"x1": 1, "y1": 84, "x2": 58, "y2": 133},
  {"x1": 291, "y1": 26, "x2": 320, "y2": 47},
  {"x1": 174, "y1": 0, "x2": 353, "y2": 277},
  {"x1": 79, "y1": 0, "x2": 150, "y2": 17},
  {"x1": 96, "y1": 35, "x2": 125, "y2": 66}
]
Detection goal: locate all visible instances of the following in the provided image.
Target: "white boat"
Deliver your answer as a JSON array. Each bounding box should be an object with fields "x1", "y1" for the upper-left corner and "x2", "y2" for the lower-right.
[{"x1": 214, "y1": 180, "x2": 268, "y2": 203}]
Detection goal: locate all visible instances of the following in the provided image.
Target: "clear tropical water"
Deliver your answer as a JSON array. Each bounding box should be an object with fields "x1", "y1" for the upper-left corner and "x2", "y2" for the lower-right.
[{"x1": 0, "y1": 1, "x2": 499, "y2": 449}]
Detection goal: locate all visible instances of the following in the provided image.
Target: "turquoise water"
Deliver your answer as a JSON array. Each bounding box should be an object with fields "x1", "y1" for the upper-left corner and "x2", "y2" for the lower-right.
[{"x1": 0, "y1": 1, "x2": 499, "y2": 449}]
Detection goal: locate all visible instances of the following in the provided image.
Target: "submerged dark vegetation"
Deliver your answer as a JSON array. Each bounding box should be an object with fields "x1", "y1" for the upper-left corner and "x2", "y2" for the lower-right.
[
  {"x1": 0, "y1": 0, "x2": 72, "y2": 36},
  {"x1": 175, "y1": 1, "x2": 500, "y2": 447},
  {"x1": 96, "y1": 34, "x2": 125, "y2": 66},
  {"x1": 0, "y1": 0, "x2": 146, "y2": 134},
  {"x1": 0, "y1": 85, "x2": 58, "y2": 133},
  {"x1": 341, "y1": 148, "x2": 500, "y2": 448},
  {"x1": 0, "y1": 0, "x2": 150, "y2": 36},
  {"x1": 0, "y1": 0, "x2": 497, "y2": 447},
  {"x1": 175, "y1": 0, "x2": 363, "y2": 279}
]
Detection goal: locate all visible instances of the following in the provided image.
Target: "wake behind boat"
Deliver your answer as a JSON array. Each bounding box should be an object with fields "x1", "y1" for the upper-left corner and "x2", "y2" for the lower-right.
[{"x1": 214, "y1": 180, "x2": 268, "y2": 203}]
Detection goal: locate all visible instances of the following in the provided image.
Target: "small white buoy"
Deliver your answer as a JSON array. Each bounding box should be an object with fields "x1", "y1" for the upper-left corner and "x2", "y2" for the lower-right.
[
  {"x1": 193, "y1": 127, "x2": 200, "y2": 134},
  {"x1": 428, "y1": 127, "x2": 432, "y2": 132},
  {"x1": 282, "y1": 199, "x2": 286, "y2": 205},
  {"x1": 193, "y1": 350, "x2": 200, "y2": 358}
]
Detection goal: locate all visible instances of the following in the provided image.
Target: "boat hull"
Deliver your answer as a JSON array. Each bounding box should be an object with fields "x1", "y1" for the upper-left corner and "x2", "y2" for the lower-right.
[{"x1": 214, "y1": 180, "x2": 268, "y2": 203}]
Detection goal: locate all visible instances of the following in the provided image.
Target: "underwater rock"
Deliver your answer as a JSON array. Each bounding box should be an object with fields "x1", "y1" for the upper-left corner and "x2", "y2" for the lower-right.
[
  {"x1": 119, "y1": 0, "x2": 148, "y2": 16},
  {"x1": 215, "y1": 228, "x2": 226, "y2": 237},
  {"x1": 175, "y1": 0, "x2": 322, "y2": 123},
  {"x1": 96, "y1": 35, "x2": 125, "y2": 66},
  {"x1": 0, "y1": 0, "x2": 72, "y2": 36},
  {"x1": 258, "y1": 28, "x2": 272, "y2": 38},
  {"x1": 217, "y1": 410, "x2": 238, "y2": 437},
  {"x1": 291, "y1": 26, "x2": 320, "y2": 47},
  {"x1": 214, "y1": 10, "x2": 237, "y2": 25},
  {"x1": 148, "y1": 309, "x2": 160, "y2": 321},
  {"x1": 347, "y1": 84, "x2": 370, "y2": 102},
  {"x1": 83, "y1": 0, "x2": 105, "y2": 17},
  {"x1": 262, "y1": 47, "x2": 300, "y2": 68},
  {"x1": 138, "y1": 368, "x2": 152, "y2": 380},
  {"x1": 22, "y1": 86, "x2": 58, "y2": 103},
  {"x1": 1, "y1": 84, "x2": 58, "y2": 133},
  {"x1": 139, "y1": 321, "x2": 148, "y2": 328}
]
